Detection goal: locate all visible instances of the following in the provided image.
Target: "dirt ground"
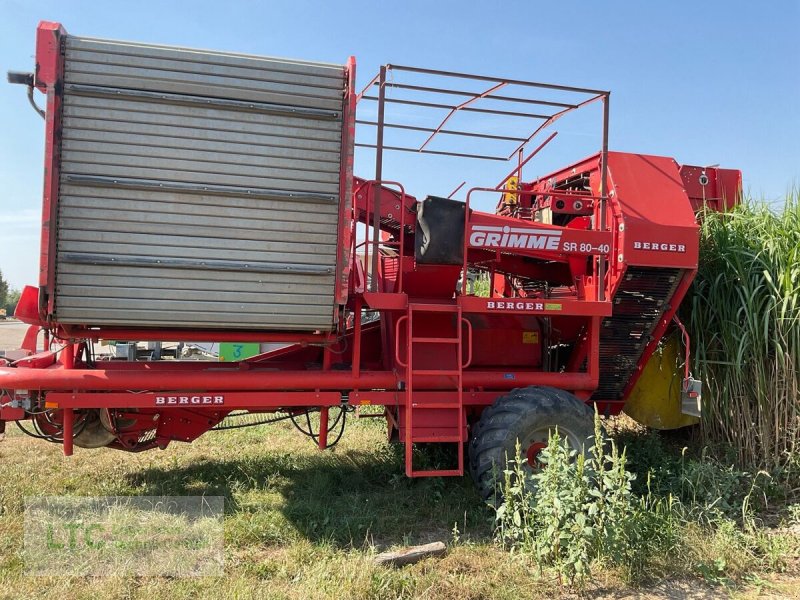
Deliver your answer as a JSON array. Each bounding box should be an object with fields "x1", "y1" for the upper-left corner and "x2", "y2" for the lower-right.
[{"x1": 0, "y1": 320, "x2": 29, "y2": 352}]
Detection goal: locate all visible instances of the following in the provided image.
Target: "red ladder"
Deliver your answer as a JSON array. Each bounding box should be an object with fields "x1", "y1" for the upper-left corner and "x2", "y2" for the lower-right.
[{"x1": 403, "y1": 302, "x2": 467, "y2": 477}]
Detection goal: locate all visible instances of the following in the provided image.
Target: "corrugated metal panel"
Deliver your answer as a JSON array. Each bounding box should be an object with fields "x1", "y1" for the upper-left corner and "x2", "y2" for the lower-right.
[{"x1": 54, "y1": 35, "x2": 347, "y2": 331}]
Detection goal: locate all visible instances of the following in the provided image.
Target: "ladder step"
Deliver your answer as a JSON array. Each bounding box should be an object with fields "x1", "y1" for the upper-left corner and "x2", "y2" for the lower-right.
[
  {"x1": 411, "y1": 435, "x2": 462, "y2": 443},
  {"x1": 410, "y1": 337, "x2": 459, "y2": 344},
  {"x1": 410, "y1": 469, "x2": 463, "y2": 477},
  {"x1": 412, "y1": 369, "x2": 462, "y2": 376}
]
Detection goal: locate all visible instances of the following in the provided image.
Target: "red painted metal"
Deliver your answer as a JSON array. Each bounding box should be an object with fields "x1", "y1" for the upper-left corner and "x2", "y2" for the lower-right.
[
  {"x1": 34, "y1": 22, "x2": 66, "y2": 318},
  {"x1": 3, "y1": 23, "x2": 742, "y2": 478},
  {"x1": 335, "y1": 56, "x2": 357, "y2": 309},
  {"x1": 0, "y1": 365, "x2": 599, "y2": 392},
  {"x1": 13, "y1": 286, "x2": 41, "y2": 326},
  {"x1": 46, "y1": 391, "x2": 342, "y2": 409}
]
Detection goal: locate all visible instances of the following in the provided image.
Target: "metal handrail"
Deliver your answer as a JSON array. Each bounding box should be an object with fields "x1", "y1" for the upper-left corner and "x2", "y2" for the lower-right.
[
  {"x1": 460, "y1": 186, "x2": 612, "y2": 304},
  {"x1": 351, "y1": 179, "x2": 408, "y2": 294}
]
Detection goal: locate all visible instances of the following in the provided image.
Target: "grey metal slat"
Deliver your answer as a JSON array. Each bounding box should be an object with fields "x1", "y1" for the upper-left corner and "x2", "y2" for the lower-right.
[
  {"x1": 57, "y1": 263, "x2": 335, "y2": 287},
  {"x1": 59, "y1": 216, "x2": 339, "y2": 243},
  {"x1": 57, "y1": 296, "x2": 332, "y2": 316},
  {"x1": 56, "y1": 285, "x2": 334, "y2": 306},
  {"x1": 62, "y1": 150, "x2": 341, "y2": 184},
  {"x1": 63, "y1": 94, "x2": 343, "y2": 132},
  {"x1": 64, "y1": 71, "x2": 343, "y2": 111},
  {"x1": 64, "y1": 52, "x2": 345, "y2": 90},
  {"x1": 62, "y1": 140, "x2": 339, "y2": 174},
  {"x1": 55, "y1": 308, "x2": 334, "y2": 330},
  {"x1": 57, "y1": 272, "x2": 333, "y2": 295},
  {"x1": 60, "y1": 224, "x2": 336, "y2": 255},
  {"x1": 67, "y1": 37, "x2": 345, "y2": 79},
  {"x1": 62, "y1": 117, "x2": 343, "y2": 153},
  {"x1": 59, "y1": 183, "x2": 340, "y2": 213},
  {"x1": 56, "y1": 32, "x2": 347, "y2": 332},
  {"x1": 62, "y1": 129, "x2": 341, "y2": 162},
  {"x1": 60, "y1": 197, "x2": 337, "y2": 225},
  {"x1": 62, "y1": 104, "x2": 343, "y2": 142},
  {"x1": 58, "y1": 236, "x2": 335, "y2": 265},
  {"x1": 59, "y1": 207, "x2": 336, "y2": 236},
  {"x1": 60, "y1": 162, "x2": 340, "y2": 195}
]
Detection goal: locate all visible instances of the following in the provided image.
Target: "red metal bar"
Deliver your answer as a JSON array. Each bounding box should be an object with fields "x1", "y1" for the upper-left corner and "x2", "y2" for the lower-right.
[
  {"x1": 335, "y1": 55, "x2": 357, "y2": 307},
  {"x1": 62, "y1": 342, "x2": 74, "y2": 369},
  {"x1": 505, "y1": 93, "x2": 606, "y2": 160},
  {"x1": 371, "y1": 66, "x2": 387, "y2": 291},
  {"x1": 356, "y1": 120, "x2": 528, "y2": 143},
  {"x1": 360, "y1": 96, "x2": 551, "y2": 120},
  {"x1": 376, "y1": 82, "x2": 577, "y2": 109},
  {"x1": 356, "y1": 71, "x2": 381, "y2": 102},
  {"x1": 495, "y1": 131, "x2": 558, "y2": 190},
  {"x1": 352, "y1": 295, "x2": 363, "y2": 379},
  {"x1": 35, "y1": 22, "x2": 67, "y2": 316},
  {"x1": 418, "y1": 82, "x2": 507, "y2": 151},
  {"x1": 447, "y1": 181, "x2": 466, "y2": 199},
  {"x1": 597, "y1": 94, "x2": 610, "y2": 302},
  {"x1": 386, "y1": 63, "x2": 609, "y2": 96},
  {"x1": 62, "y1": 407, "x2": 73, "y2": 456},
  {"x1": 460, "y1": 318, "x2": 473, "y2": 368},
  {"x1": 47, "y1": 391, "x2": 342, "y2": 409},
  {"x1": 318, "y1": 406, "x2": 329, "y2": 449},
  {"x1": 1, "y1": 367, "x2": 599, "y2": 392},
  {"x1": 394, "y1": 315, "x2": 408, "y2": 367}
]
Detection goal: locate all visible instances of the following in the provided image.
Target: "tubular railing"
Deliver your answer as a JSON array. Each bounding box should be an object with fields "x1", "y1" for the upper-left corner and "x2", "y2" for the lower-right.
[
  {"x1": 461, "y1": 186, "x2": 611, "y2": 303},
  {"x1": 351, "y1": 179, "x2": 408, "y2": 294}
]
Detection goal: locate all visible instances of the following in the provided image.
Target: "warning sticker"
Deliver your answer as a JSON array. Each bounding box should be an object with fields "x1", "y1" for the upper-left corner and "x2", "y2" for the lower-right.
[{"x1": 522, "y1": 331, "x2": 539, "y2": 344}]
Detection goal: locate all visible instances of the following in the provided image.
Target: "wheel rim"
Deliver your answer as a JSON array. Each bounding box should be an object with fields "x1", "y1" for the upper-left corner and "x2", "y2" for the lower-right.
[{"x1": 520, "y1": 425, "x2": 584, "y2": 470}]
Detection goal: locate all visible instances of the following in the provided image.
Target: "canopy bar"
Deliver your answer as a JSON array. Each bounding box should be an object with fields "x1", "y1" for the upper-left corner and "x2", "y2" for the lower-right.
[
  {"x1": 360, "y1": 95, "x2": 552, "y2": 120},
  {"x1": 386, "y1": 63, "x2": 609, "y2": 96},
  {"x1": 375, "y1": 82, "x2": 579, "y2": 110},
  {"x1": 355, "y1": 120, "x2": 528, "y2": 143}
]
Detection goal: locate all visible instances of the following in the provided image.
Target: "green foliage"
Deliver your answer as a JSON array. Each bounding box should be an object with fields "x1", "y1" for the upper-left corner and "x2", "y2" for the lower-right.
[
  {"x1": 494, "y1": 414, "x2": 644, "y2": 586},
  {"x1": 493, "y1": 414, "x2": 800, "y2": 588},
  {"x1": 0, "y1": 270, "x2": 8, "y2": 310},
  {"x1": 471, "y1": 271, "x2": 491, "y2": 297},
  {"x1": 687, "y1": 192, "x2": 800, "y2": 470},
  {"x1": 4, "y1": 288, "x2": 20, "y2": 316}
]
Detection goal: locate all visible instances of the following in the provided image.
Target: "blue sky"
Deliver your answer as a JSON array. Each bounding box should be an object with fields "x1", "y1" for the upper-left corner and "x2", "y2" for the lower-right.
[{"x1": 1, "y1": 0, "x2": 797, "y2": 289}]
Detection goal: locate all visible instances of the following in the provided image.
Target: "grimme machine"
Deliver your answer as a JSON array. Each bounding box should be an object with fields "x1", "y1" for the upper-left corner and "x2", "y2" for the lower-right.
[{"x1": 1, "y1": 22, "x2": 740, "y2": 497}]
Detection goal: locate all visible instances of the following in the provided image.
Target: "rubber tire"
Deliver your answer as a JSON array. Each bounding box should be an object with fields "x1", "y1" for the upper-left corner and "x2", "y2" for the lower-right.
[{"x1": 468, "y1": 386, "x2": 597, "y2": 502}]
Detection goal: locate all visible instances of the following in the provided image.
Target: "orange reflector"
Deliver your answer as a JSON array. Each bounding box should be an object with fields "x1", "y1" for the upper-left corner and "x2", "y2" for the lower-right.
[{"x1": 44, "y1": 402, "x2": 59, "y2": 409}]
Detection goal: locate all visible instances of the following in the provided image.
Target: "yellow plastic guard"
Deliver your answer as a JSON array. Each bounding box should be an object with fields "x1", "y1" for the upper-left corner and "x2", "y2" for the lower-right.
[
  {"x1": 623, "y1": 336, "x2": 700, "y2": 430},
  {"x1": 502, "y1": 176, "x2": 519, "y2": 205}
]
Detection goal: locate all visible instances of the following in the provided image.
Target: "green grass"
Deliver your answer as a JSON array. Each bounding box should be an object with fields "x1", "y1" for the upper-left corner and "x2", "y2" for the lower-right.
[
  {"x1": 0, "y1": 419, "x2": 571, "y2": 600},
  {"x1": 688, "y1": 192, "x2": 800, "y2": 470},
  {"x1": 1, "y1": 417, "x2": 798, "y2": 599}
]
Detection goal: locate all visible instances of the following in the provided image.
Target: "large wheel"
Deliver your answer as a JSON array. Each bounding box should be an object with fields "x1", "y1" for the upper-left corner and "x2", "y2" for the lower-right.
[{"x1": 468, "y1": 386, "x2": 598, "y2": 501}]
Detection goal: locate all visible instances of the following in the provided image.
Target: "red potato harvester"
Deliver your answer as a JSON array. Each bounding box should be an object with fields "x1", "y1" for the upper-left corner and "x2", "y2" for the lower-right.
[{"x1": 1, "y1": 22, "x2": 741, "y2": 497}]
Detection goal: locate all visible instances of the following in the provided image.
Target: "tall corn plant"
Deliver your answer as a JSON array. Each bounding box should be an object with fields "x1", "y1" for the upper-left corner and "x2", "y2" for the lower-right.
[{"x1": 687, "y1": 192, "x2": 800, "y2": 469}]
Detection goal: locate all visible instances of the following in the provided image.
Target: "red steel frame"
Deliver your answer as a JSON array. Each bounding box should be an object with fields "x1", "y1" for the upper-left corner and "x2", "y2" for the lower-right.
[{"x1": 0, "y1": 22, "x2": 736, "y2": 476}]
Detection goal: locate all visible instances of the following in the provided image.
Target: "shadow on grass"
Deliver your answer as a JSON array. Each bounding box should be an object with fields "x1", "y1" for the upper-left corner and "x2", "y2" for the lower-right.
[{"x1": 123, "y1": 443, "x2": 491, "y2": 548}]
